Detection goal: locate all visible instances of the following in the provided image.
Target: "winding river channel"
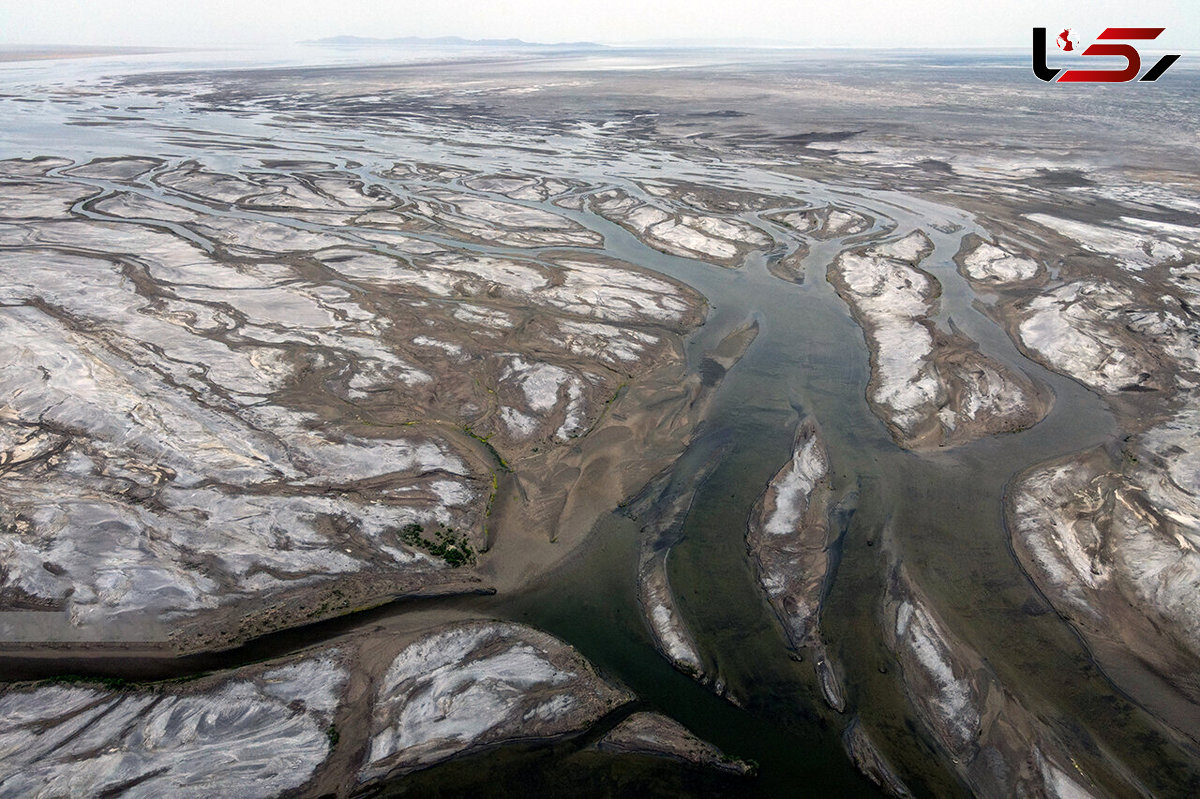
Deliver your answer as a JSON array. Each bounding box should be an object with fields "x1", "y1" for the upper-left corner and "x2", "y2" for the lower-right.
[{"x1": 2, "y1": 50, "x2": 1197, "y2": 798}]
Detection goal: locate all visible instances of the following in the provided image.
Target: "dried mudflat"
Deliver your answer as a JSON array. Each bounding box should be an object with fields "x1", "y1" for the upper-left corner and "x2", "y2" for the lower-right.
[
  {"x1": 592, "y1": 711, "x2": 750, "y2": 774},
  {"x1": 585, "y1": 186, "x2": 774, "y2": 267},
  {"x1": 829, "y1": 232, "x2": 1049, "y2": 449},
  {"x1": 3, "y1": 45, "x2": 1200, "y2": 799},
  {"x1": 0, "y1": 98, "x2": 770, "y2": 795},
  {"x1": 746, "y1": 418, "x2": 845, "y2": 711},
  {"x1": 953, "y1": 207, "x2": 1200, "y2": 742},
  {"x1": 880, "y1": 541, "x2": 1100, "y2": 799},
  {"x1": 0, "y1": 619, "x2": 731, "y2": 796},
  {"x1": 0, "y1": 155, "x2": 707, "y2": 653}
]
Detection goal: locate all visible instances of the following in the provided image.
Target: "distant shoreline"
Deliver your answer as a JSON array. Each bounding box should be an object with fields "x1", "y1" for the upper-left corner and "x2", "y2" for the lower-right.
[{"x1": 0, "y1": 46, "x2": 173, "y2": 63}]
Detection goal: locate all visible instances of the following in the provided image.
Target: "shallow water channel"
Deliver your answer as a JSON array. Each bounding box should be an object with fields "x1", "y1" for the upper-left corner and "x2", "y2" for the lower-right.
[
  {"x1": 369, "y1": 163, "x2": 1189, "y2": 796},
  {"x1": 1, "y1": 61, "x2": 1196, "y2": 797}
]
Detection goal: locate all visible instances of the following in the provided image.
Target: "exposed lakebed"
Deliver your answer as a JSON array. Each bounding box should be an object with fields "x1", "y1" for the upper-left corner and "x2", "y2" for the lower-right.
[{"x1": 1, "y1": 47, "x2": 1199, "y2": 798}]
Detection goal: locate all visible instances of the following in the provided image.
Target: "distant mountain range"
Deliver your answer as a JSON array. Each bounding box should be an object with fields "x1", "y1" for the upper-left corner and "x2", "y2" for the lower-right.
[
  {"x1": 625, "y1": 37, "x2": 809, "y2": 48},
  {"x1": 308, "y1": 35, "x2": 607, "y2": 49}
]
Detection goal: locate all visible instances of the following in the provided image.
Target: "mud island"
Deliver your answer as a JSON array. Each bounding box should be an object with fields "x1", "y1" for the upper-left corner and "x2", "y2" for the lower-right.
[{"x1": 0, "y1": 41, "x2": 1199, "y2": 799}]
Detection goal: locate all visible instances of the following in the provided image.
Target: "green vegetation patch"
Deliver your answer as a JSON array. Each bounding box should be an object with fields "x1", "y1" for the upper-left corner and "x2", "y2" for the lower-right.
[
  {"x1": 398, "y1": 522, "x2": 475, "y2": 567},
  {"x1": 39, "y1": 674, "x2": 129, "y2": 690}
]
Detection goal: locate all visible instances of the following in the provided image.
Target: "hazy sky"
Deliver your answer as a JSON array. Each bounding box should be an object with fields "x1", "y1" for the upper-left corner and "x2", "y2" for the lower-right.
[{"x1": 1, "y1": 0, "x2": 1197, "y2": 49}]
